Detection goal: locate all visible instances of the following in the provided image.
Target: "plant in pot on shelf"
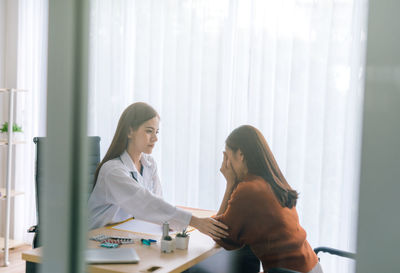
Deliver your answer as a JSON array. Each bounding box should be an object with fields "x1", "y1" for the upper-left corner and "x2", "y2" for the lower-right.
[
  {"x1": 175, "y1": 228, "x2": 189, "y2": 250},
  {"x1": 0, "y1": 122, "x2": 24, "y2": 142}
]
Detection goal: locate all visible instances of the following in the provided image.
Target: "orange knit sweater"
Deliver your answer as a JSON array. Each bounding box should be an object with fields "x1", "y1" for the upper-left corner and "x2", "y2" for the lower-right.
[{"x1": 215, "y1": 175, "x2": 318, "y2": 273}]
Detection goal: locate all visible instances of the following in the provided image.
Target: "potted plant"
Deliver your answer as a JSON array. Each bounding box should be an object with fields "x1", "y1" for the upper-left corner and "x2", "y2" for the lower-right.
[
  {"x1": 175, "y1": 228, "x2": 189, "y2": 250},
  {"x1": 161, "y1": 222, "x2": 176, "y2": 253},
  {"x1": 0, "y1": 122, "x2": 24, "y2": 142},
  {"x1": 161, "y1": 234, "x2": 176, "y2": 253}
]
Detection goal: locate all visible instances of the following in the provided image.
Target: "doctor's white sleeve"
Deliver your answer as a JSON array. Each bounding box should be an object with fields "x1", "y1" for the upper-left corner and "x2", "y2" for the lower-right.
[{"x1": 104, "y1": 167, "x2": 191, "y2": 231}]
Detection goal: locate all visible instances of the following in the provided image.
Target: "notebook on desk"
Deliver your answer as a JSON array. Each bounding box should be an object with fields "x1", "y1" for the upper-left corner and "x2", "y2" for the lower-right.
[{"x1": 86, "y1": 247, "x2": 140, "y2": 264}]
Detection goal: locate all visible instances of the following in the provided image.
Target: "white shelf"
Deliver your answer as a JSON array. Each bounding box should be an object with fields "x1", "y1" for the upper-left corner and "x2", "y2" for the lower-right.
[
  {"x1": 1, "y1": 87, "x2": 27, "y2": 266},
  {"x1": 0, "y1": 237, "x2": 25, "y2": 250},
  {"x1": 0, "y1": 88, "x2": 28, "y2": 93},
  {"x1": 0, "y1": 140, "x2": 27, "y2": 146},
  {"x1": 0, "y1": 188, "x2": 24, "y2": 200}
]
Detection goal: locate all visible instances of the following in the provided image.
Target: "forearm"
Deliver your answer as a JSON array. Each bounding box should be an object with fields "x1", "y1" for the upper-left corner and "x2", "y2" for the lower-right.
[
  {"x1": 217, "y1": 184, "x2": 235, "y2": 216},
  {"x1": 189, "y1": 214, "x2": 229, "y2": 240}
]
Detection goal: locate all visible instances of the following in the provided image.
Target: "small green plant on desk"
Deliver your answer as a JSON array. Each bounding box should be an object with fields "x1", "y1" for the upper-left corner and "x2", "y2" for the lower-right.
[
  {"x1": 161, "y1": 235, "x2": 175, "y2": 253},
  {"x1": 163, "y1": 235, "x2": 172, "y2": 241},
  {"x1": 176, "y1": 228, "x2": 188, "y2": 238},
  {"x1": 175, "y1": 228, "x2": 189, "y2": 250}
]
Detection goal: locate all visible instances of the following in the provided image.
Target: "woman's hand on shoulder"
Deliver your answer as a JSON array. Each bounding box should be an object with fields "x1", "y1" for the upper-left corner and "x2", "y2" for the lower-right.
[
  {"x1": 220, "y1": 151, "x2": 237, "y2": 187},
  {"x1": 189, "y1": 216, "x2": 229, "y2": 240}
]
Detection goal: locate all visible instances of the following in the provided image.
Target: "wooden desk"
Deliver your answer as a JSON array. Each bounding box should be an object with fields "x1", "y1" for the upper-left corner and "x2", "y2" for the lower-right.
[{"x1": 22, "y1": 208, "x2": 223, "y2": 273}]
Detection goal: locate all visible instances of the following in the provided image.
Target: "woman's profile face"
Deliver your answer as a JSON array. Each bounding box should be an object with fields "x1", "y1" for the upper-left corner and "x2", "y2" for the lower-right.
[
  {"x1": 225, "y1": 146, "x2": 246, "y2": 180},
  {"x1": 128, "y1": 117, "x2": 159, "y2": 154}
]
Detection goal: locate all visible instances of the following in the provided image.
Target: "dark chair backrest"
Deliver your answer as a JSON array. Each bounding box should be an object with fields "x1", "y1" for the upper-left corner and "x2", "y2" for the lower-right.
[
  {"x1": 87, "y1": 137, "x2": 101, "y2": 193},
  {"x1": 313, "y1": 246, "x2": 356, "y2": 260},
  {"x1": 32, "y1": 136, "x2": 101, "y2": 248}
]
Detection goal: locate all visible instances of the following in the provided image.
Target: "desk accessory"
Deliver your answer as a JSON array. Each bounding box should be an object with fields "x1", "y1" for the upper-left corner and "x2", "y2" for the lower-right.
[
  {"x1": 141, "y1": 238, "x2": 157, "y2": 246},
  {"x1": 100, "y1": 241, "x2": 119, "y2": 248},
  {"x1": 90, "y1": 234, "x2": 109, "y2": 242},
  {"x1": 90, "y1": 234, "x2": 135, "y2": 244},
  {"x1": 161, "y1": 222, "x2": 176, "y2": 253},
  {"x1": 86, "y1": 247, "x2": 140, "y2": 264},
  {"x1": 175, "y1": 228, "x2": 189, "y2": 250},
  {"x1": 109, "y1": 236, "x2": 135, "y2": 244}
]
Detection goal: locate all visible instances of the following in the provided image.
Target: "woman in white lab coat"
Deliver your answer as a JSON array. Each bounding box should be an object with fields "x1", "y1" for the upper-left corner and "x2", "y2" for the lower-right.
[{"x1": 88, "y1": 102, "x2": 228, "y2": 239}]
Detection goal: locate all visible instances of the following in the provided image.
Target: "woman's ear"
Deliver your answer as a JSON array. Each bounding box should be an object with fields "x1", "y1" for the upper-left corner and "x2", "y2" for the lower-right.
[
  {"x1": 238, "y1": 149, "x2": 245, "y2": 162},
  {"x1": 127, "y1": 127, "x2": 135, "y2": 139}
]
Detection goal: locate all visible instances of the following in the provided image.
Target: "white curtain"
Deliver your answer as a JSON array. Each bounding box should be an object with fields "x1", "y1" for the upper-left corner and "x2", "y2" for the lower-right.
[
  {"x1": 14, "y1": 0, "x2": 48, "y2": 243},
  {"x1": 0, "y1": 0, "x2": 48, "y2": 244},
  {"x1": 88, "y1": 0, "x2": 368, "y2": 272}
]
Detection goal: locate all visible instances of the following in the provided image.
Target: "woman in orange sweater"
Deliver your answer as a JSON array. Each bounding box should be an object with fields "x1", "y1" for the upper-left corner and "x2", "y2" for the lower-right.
[{"x1": 215, "y1": 125, "x2": 322, "y2": 273}]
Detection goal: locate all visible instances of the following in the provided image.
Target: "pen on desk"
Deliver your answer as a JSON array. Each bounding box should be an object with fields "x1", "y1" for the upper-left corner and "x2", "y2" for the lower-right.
[{"x1": 141, "y1": 238, "x2": 157, "y2": 245}]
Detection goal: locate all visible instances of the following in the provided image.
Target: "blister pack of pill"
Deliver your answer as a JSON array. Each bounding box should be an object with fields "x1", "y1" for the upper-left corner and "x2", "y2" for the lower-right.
[
  {"x1": 108, "y1": 236, "x2": 135, "y2": 244},
  {"x1": 90, "y1": 234, "x2": 135, "y2": 244},
  {"x1": 100, "y1": 241, "x2": 119, "y2": 248},
  {"x1": 90, "y1": 234, "x2": 109, "y2": 242}
]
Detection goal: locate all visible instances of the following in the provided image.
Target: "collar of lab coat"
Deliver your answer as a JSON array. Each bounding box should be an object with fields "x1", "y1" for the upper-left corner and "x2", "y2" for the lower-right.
[{"x1": 120, "y1": 150, "x2": 153, "y2": 175}]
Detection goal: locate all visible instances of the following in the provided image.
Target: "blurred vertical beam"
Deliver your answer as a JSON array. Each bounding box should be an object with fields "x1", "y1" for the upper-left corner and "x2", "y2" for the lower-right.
[
  {"x1": 41, "y1": 0, "x2": 89, "y2": 272},
  {"x1": 356, "y1": 0, "x2": 400, "y2": 272}
]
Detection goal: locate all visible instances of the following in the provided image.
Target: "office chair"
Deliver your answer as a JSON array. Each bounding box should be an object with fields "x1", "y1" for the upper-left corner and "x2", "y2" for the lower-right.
[
  {"x1": 268, "y1": 247, "x2": 356, "y2": 273},
  {"x1": 27, "y1": 136, "x2": 101, "y2": 248}
]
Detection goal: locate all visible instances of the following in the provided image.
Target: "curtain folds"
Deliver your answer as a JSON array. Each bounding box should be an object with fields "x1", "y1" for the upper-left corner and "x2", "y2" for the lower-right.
[
  {"x1": 88, "y1": 1, "x2": 368, "y2": 272},
  {"x1": 0, "y1": 1, "x2": 368, "y2": 272},
  {"x1": 0, "y1": 0, "x2": 48, "y2": 244},
  {"x1": 14, "y1": 0, "x2": 48, "y2": 243}
]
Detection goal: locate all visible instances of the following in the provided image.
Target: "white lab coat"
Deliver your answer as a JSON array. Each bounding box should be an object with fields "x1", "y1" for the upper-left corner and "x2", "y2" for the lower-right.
[{"x1": 88, "y1": 150, "x2": 192, "y2": 230}]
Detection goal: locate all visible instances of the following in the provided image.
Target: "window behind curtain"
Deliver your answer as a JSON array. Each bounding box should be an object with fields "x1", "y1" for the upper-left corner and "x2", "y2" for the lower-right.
[{"x1": 88, "y1": 1, "x2": 368, "y2": 272}]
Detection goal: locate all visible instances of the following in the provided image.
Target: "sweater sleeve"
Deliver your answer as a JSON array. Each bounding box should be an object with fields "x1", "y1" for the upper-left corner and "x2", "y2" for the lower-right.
[{"x1": 214, "y1": 183, "x2": 260, "y2": 250}]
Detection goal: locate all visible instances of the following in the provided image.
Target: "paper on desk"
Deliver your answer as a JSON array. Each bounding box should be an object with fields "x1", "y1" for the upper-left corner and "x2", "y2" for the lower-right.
[
  {"x1": 110, "y1": 218, "x2": 172, "y2": 236},
  {"x1": 110, "y1": 218, "x2": 195, "y2": 236}
]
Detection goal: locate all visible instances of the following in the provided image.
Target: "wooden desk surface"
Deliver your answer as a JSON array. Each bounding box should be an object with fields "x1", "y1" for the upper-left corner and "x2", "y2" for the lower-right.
[{"x1": 22, "y1": 207, "x2": 222, "y2": 273}]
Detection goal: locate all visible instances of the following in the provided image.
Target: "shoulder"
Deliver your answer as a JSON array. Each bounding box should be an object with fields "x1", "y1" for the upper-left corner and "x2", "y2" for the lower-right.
[
  {"x1": 231, "y1": 175, "x2": 273, "y2": 201},
  {"x1": 237, "y1": 175, "x2": 267, "y2": 192},
  {"x1": 98, "y1": 157, "x2": 128, "y2": 178}
]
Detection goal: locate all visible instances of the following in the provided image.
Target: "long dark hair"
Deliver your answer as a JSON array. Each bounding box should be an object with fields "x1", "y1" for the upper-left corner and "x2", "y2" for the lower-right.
[
  {"x1": 226, "y1": 125, "x2": 298, "y2": 208},
  {"x1": 93, "y1": 102, "x2": 159, "y2": 187}
]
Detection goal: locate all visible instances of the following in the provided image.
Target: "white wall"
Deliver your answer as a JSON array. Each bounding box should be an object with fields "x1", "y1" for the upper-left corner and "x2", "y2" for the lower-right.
[
  {"x1": 0, "y1": 0, "x2": 18, "y2": 88},
  {"x1": 356, "y1": 0, "x2": 400, "y2": 272},
  {"x1": 0, "y1": 0, "x2": 19, "y2": 237},
  {"x1": 0, "y1": 0, "x2": 5, "y2": 88}
]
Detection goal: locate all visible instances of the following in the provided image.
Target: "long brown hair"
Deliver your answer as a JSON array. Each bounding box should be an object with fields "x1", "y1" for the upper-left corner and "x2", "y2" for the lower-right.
[
  {"x1": 226, "y1": 125, "x2": 298, "y2": 208},
  {"x1": 93, "y1": 102, "x2": 159, "y2": 187}
]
